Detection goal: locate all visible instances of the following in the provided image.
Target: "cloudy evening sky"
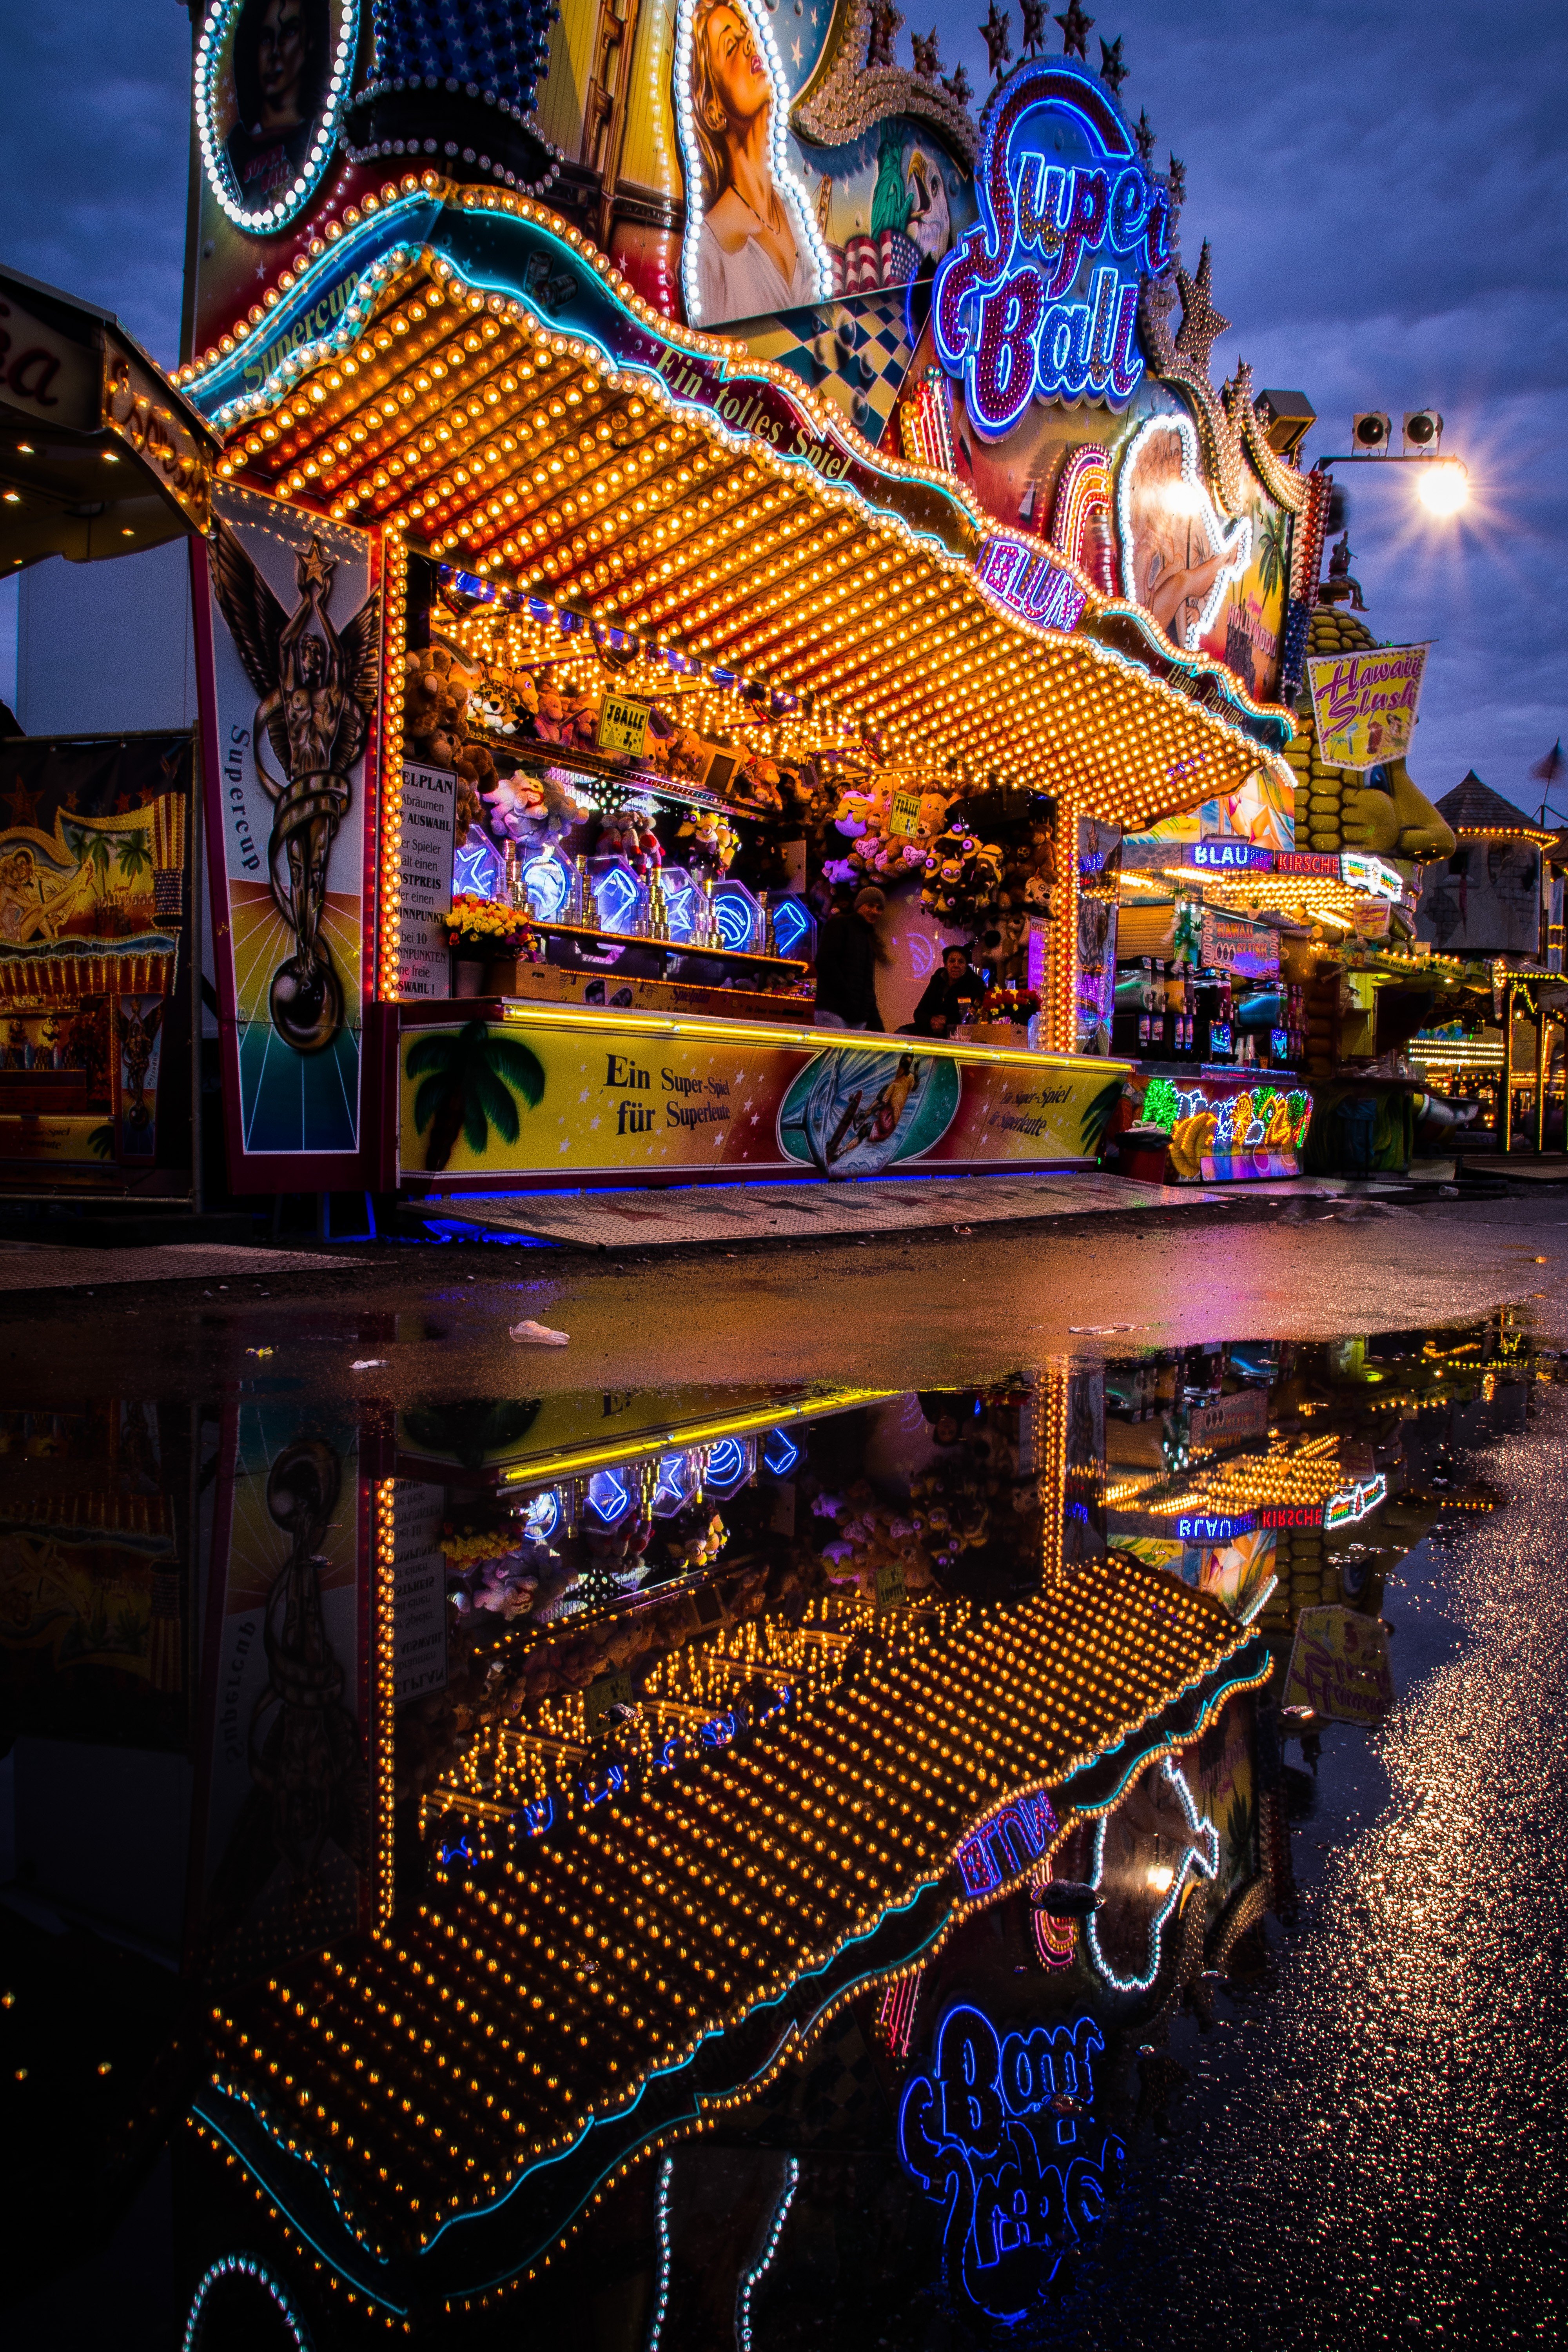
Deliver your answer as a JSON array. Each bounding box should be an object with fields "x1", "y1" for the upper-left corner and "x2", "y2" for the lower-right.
[{"x1": 1, "y1": 0, "x2": 1564, "y2": 815}]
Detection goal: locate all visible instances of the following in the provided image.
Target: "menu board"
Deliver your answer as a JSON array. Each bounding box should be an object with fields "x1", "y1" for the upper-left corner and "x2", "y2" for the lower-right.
[
  {"x1": 391, "y1": 1478, "x2": 448, "y2": 1704},
  {"x1": 1200, "y1": 910, "x2": 1279, "y2": 980},
  {"x1": 397, "y1": 762, "x2": 457, "y2": 999}
]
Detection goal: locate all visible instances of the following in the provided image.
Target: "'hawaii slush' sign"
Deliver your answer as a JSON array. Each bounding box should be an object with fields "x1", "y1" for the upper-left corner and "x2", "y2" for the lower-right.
[{"x1": 934, "y1": 58, "x2": 1172, "y2": 438}]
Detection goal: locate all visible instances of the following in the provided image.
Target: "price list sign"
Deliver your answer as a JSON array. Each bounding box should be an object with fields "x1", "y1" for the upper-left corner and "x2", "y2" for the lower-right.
[{"x1": 397, "y1": 760, "x2": 457, "y2": 997}]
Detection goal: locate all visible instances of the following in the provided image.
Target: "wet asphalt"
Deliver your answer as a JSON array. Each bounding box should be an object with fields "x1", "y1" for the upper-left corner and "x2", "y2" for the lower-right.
[{"x1": 3, "y1": 1192, "x2": 1568, "y2": 1404}]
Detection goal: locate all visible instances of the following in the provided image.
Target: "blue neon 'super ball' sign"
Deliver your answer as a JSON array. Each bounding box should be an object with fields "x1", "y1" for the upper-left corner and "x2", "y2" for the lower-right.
[
  {"x1": 897, "y1": 2004, "x2": 1125, "y2": 2320},
  {"x1": 933, "y1": 58, "x2": 1171, "y2": 440}
]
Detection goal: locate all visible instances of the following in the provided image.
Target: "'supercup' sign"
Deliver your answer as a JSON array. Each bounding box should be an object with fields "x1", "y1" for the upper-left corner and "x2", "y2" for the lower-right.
[{"x1": 933, "y1": 58, "x2": 1171, "y2": 439}]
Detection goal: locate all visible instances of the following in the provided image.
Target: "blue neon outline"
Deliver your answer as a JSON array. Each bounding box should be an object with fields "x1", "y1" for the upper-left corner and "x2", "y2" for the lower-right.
[
  {"x1": 188, "y1": 2095, "x2": 407, "y2": 2315},
  {"x1": 1083, "y1": 1758, "x2": 1219, "y2": 1994},
  {"x1": 761, "y1": 1427, "x2": 800, "y2": 1477},
  {"x1": 703, "y1": 1435, "x2": 746, "y2": 1490},
  {"x1": 587, "y1": 1467, "x2": 631, "y2": 1526},
  {"x1": 932, "y1": 55, "x2": 1149, "y2": 434}
]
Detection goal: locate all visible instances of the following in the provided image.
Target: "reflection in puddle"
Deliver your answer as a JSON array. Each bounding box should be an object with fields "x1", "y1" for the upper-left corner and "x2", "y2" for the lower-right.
[{"x1": 0, "y1": 1314, "x2": 1551, "y2": 2344}]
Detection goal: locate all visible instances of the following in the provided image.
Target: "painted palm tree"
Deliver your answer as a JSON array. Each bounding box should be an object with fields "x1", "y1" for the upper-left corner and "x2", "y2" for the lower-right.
[
  {"x1": 406, "y1": 1019, "x2": 545, "y2": 1172},
  {"x1": 1255, "y1": 503, "x2": 1288, "y2": 603},
  {"x1": 114, "y1": 832, "x2": 151, "y2": 886},
  {"x1": 1080, "y1": 1076, "x2": 1127, "y2": 1161}
]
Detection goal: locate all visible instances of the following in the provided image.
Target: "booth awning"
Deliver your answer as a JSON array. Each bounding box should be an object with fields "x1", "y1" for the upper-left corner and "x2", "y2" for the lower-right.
[
  {"x1": 0, "y1": 266, "x2": 219, "y2": 571},
  {"x1": 180, "y1": 178, "x2": 1294, "y2": 828}
]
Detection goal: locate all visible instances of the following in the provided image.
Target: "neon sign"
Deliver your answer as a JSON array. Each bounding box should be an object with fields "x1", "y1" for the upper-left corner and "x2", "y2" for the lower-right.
[
  {"x1": 897, "y1": 2004, "x2": 1125, "y2": 2319},
  {"x1": 933, "y1": 58, "x2": 1170, "y2": 439},
  {"x1": 1085, "y1": 1759, "x2": 1218, "y2": 1993},
  {"x1": 1177, "y1": 1512, "x2": 1256, "y2": 1542},
  {"x1": 955, "y1": 1788, "x2": 1059, "y2": 1897},
  {"x1": 1324, "y1": 1471, "x2": 1387, "y2": 1529},
  {"x1": 1190, "y1": 840, "x2": 1273, "y2": 871},
  {"x1": 1340, "y1": 850, "x2": 1403, "y2": 902},
  {"x1": 975, "y1": 538, "x2": 1088, "y2": 635}
]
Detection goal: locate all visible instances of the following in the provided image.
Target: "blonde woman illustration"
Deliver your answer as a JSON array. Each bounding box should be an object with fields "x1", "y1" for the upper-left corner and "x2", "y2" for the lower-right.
[
  {"x1": 1118, "y1": 416, "x2": 1250, "y2": 647},
  {"x1": 686, "y1": 0, "x2": 817, "y2": 323}
]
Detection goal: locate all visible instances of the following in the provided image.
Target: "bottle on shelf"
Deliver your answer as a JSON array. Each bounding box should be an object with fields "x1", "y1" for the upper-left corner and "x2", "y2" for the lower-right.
[
  {"x1": 501, "y1": 840, "x2": 521, "y2": 908},
  {"x1": 573, "y1": 854, "x2": 599, "y2": 931},
  {"x1": 757, "y1": 888, "x2": 777, "y2": 958}
]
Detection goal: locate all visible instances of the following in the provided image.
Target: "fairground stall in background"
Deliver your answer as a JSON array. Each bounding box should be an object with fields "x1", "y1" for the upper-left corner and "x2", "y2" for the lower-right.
[{"x1": 0, "y1": 267, "x2": 218, "y2": 1203}]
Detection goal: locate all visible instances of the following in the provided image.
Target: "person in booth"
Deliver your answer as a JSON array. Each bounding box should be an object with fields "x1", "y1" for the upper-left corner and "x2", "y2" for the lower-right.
[
  {"x1": 911, "y1": 942, "x2": 984, "y2": 1036},
  {"x1": 813, "y1": 886, "x2": 887, "y2": 1029}
]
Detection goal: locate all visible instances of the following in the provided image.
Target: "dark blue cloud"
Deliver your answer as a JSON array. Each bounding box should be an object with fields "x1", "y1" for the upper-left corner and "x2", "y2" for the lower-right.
[{"x1": 2, "y1": 0, "x2": 1563, "y2": 812}]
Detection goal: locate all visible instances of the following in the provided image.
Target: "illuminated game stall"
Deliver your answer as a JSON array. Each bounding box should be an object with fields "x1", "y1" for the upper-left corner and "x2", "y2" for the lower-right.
[{"x1": 171, "y1": 0, "x2": 1329, "y2": 1202}]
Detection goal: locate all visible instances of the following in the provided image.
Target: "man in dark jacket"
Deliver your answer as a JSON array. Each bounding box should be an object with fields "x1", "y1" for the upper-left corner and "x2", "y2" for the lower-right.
[
  {"x1": 813, "y1": 886, "x2": 886, "y2": 1028},
  {"x1": 912, "y1": 942, "x2": 984, "y2": 1036}
]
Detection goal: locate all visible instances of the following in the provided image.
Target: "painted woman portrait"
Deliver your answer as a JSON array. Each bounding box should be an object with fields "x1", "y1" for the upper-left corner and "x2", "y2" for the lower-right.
[
  {"x1": 1118, "y1": 416, "x2": 1250, "y2": 648},
  {"x1": 684, "y1": 0, "x2": 820, "y2": 324},
  {"x1": 223, "y1": 0, "x2": 334, "y2": 213}
]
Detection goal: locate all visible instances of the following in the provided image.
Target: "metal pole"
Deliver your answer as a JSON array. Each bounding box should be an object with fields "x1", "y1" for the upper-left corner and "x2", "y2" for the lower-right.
[
  {"x1": 1501, "y1": 982, "x2": 1514, "y2": 1153},
  {"x1": 189, "y1": 724, "x2": 204, "y2": 1215},
  {"x1": 1536, "y1": 1007, "x2": 1548, "y2": 1154}
]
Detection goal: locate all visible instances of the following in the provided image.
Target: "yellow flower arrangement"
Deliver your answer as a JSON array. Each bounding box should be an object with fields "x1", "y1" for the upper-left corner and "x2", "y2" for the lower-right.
[{"x1": 446, "y1": 893, "x2": 538, "y2": 955}]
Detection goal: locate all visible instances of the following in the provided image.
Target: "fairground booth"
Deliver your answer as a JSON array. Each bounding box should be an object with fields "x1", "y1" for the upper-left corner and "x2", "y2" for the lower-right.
[
  {"x1": 151, "y1": 0, "x2": 1476, "y2": 1212},
  {"x1": 0, "y1": 267, "x2": 219, "y2": 1200}
]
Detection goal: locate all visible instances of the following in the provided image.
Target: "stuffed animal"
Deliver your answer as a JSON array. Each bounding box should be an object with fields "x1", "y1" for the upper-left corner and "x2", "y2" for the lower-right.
[
  {"x1": 485, "y1": 773, "x2": 548, "y2": 841},
  {"x1": 831, "y1": 786, "x2": 877, "y2": 838}
]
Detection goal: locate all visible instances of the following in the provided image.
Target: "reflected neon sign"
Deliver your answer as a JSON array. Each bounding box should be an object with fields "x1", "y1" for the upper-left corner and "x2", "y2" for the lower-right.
[
  {"x1": 933, "y1": 58, "x2": 1170, "y2": 438},
  {"x1": 897, "y1": 2004, "x2": 1125, "y2": 2319}
]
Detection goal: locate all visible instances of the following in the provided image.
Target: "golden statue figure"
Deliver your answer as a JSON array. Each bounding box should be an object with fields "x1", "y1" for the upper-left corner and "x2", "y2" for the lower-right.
[{"x1": 212, "y1": 526, "x2": 380, "y2": 1053}]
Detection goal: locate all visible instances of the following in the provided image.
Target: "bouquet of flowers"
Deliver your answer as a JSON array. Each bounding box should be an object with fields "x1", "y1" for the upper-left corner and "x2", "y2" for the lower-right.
[
  {"x1": 445, "y1": 893, "x2": 538, "y2": 957},
  {"x1": 980, "y1": 984, "x2": 1040, "y2": 1022}
]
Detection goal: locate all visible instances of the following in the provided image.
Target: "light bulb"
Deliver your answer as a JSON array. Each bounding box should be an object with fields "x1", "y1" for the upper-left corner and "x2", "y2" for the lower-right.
[{"x1": 1418, "y1": 461, "x2": 1468, "y2": 516}]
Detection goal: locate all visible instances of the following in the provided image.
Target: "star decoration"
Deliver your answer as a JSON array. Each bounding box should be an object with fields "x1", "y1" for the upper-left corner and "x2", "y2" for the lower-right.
[
  {"x1": 1098, "y1": 33, "x2": 1127, "y2": 93},
  {"x1": 911, "y1": 25, "x2": 940, "y2": 76},
  {"x1": 1054, "y1": 0, "x2": 1093, "y2": 59},
  {"x1": 0, "y1": 774, "x2": 42, "y2": 830},
  {"x1": 1172, "y1": 241, "x2": 1230, "y2": 382},
  {"x1": 296, "y1": 535, "x2": 336, "y2": 593},
  {"x1": 1167, "y1": 151, "x2": 1187, "y2": 205},
  {"x1": 981, "y1": 0, "x2": 1013, "y2": 77},
  {"x1": 791, "y1": 34, "x2": 802, "y2": 63},
  {"x1": 1134, "y1": 106, "x2": 1155, "y2": 163}
]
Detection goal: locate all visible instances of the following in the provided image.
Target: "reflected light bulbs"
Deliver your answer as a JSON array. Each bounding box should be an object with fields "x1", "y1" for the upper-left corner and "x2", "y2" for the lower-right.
[{"x1": 1417, "y1": 462, "x2": 1468, "y2": 517}]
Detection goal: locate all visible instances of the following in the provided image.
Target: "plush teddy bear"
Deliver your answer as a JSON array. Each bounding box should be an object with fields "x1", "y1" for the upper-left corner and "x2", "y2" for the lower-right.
[
  {"x1": 485, "y1": 773, "x2": 548, "y2": 842},
  {"x1": 404, "y1": 643, "x2": 476, "y2": 766},
  {"x1": 738, "y1": 755, "x2": 784, "y2": 814},
  {"x1": 598, "y1": 806, "x2": 644, "y2": 861}
]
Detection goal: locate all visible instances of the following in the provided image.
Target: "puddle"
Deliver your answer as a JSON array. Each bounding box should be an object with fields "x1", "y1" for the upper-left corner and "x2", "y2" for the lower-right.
[{"x1": 0, "y1": 1310, "x2": 1557, "y2": 2345}]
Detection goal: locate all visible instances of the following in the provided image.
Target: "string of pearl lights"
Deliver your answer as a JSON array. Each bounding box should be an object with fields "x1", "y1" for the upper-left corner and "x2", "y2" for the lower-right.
[
  {"x1": 203, "y1": 1559, "x2": 1253, "y2": 2281},
  {"x1": 194, "y1": 0, "x2": 359, "y2": 235}
]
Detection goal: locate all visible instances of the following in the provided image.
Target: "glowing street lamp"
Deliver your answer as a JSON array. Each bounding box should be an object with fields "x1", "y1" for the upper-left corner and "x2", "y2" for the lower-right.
[
  {"x1": 1321, "y1": 408, "x2": 1469, "y2": 519},
  {"x1": 1417, "y1": 461, "x2": 1469, "y2": 516}
]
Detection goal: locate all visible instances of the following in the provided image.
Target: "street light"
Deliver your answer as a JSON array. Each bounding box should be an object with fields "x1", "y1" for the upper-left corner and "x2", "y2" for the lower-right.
[
  {"x1": 1319, "y1": 409, "x2": 1468, "y2": 520},
  {"x1": 1417, "y1": 462, "x2": 1469, "y2": 516}
]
